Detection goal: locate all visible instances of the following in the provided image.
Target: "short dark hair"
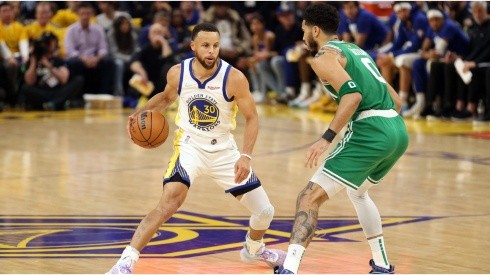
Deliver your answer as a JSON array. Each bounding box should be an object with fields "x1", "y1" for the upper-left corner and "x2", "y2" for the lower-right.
[
  {"x1": 78, "y1": 2, "x2": 93, "y2": 11},
  {"x1": 342, "y1": 1, "x2": 360, "y2": 8},
  {"x1": 303, "y1": 3, "x2": 340, "y2": 35},
  {"x1": 191, "y1": 22, "x2": 220, "y2": 40},
  {"x1": 0, "y1": 2, "x2": 13, "y2": 9}
]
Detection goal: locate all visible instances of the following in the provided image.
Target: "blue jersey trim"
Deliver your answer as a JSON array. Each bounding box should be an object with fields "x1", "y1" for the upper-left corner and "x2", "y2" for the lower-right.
[
  {"x1": 222, "y1": 64, "x2": 234, "y2": 102},
  {"x1": 188, "y1": 58, "x2": 223, "y2": 89},
  {"x1": 177, "y1": 60, "x2": 185, "y2": 95}
]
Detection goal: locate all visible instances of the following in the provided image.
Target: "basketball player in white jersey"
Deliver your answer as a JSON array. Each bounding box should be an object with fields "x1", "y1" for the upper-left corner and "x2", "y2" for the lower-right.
[{"x1": 106, "y1": 22, "x2": 286, "y2": 274}]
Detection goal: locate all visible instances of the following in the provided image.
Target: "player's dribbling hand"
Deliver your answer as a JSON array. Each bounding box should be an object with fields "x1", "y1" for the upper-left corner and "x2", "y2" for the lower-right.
[
  {"x1": 305, "y1": 139, "x2": 330, "y2": 168},
  {"x1": 234, "y1": 157, "x2": 251, "y2": 183},
  {"x1": 127, "y1": 111, "x2": 141, "y2": 140}
]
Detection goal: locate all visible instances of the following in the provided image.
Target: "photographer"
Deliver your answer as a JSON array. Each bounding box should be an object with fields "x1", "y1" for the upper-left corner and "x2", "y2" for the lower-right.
[{"x1": 22, "y1": 32, "x2": 83, "y2": 111}]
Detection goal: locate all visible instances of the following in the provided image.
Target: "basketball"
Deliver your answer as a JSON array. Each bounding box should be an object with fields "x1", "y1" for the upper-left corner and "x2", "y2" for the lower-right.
[{"x1": 130, "y1": 110, "x2": 169, "y2": 149}]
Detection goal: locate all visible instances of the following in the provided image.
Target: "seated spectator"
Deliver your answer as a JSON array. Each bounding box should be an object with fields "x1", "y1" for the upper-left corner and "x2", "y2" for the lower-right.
[
  {"x1": 141, "y1": 1, "x2": 173, "y2": 27},
  {"x1": 64, "y1": 2, "x2": 115, "y2": 96},
  {"x1": 376, "y1": 2, "x2": 428, "y2": 109},
  {"x1": 129, "y1": 23, "x2": 176, "y2": 103},
  {"x1": 0, "y1": 1, "x2": 29, "y2": 107},
  {"x1": 180, "y1": 1, "x2": 203, "y2": 29},
  {"x1": 107, "y1": 16, "x2": 138, "y2": 97},
  {"x1": 447, "y1": 1, "x2": 490, "y2": 121},
  {"x1": 138, "y1": 11, "x2": 178, "y2": 52},
  {"x1": 96, "y1": 1, "x2": 131, "y2": 32},
  {"x1": 272, "y1": 3, "x2": 311, "y2": 105},
  {"x1": 51, "y1": 1, "x2": 80, "y2": 28},
  {"x1": 247, "y1": 13, "x2": 278, "y2": 103},
  {"x1": 406, "y1": 9, "x2": 469, "y2": 119},
  {"x1": 22, "y1": 32, "x2": 83, "y2": 111},
  {"x1": 25, "y1": 2, "x2": 65, "y2": 56},
  {"x1": 170, "y1": 8, "x2": 192, "y2": 61},
  {"x1": 0, "y1": 62, "x2": 10, "y2": 111},
  {"x1": 203, "y1": 2, "x2": 252, "y2": 72},
  {"x1": 338, "y1": 1, "x2": 388, "y2": 56}
]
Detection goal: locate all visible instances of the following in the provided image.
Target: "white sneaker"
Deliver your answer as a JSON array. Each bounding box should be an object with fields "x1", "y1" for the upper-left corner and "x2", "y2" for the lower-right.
[
  {"x1": 106, "y1": 257, "x2": 135, "y2": 274},
  {"x1": 239, "y1": 242, "x2": 286, "y2": 267}
]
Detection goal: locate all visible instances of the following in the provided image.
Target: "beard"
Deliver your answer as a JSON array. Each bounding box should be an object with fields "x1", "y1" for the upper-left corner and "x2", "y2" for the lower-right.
[
  {"x1": 195, "y1": 54, "x2": 218, "y2": 70},
  {"x1": 305, "y1": 36, "x2": 319, "y2": 57}
]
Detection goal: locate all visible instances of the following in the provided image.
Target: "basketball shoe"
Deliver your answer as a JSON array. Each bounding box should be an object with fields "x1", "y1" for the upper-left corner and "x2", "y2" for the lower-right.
[
  {"x1": 369, "y1": 259, "x2": 395, "y2": 274},
  {"x1": 240, "y1": 242, "x2": 286, "y2": 267},
  {"x1": 273, "y1": 265, "x2": 295, "y2": 274},
  {"x1": 106, "y1": 251, "x2": 138, "y2": 275}
]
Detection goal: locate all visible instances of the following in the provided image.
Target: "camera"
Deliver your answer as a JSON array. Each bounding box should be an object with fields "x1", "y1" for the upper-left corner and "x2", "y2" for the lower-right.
[{"x1": 32, "y1": 32, "x2": 58, "y2": 59}]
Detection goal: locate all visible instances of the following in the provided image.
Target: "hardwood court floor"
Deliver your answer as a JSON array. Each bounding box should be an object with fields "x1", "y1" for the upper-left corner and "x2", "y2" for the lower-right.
[{"x1": 1, "y1": 105, "x2": 489, "y2": 274}]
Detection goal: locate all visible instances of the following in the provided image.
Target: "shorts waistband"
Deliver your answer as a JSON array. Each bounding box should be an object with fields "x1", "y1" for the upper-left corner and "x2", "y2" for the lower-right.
[
  {"x1": 355, "y1": 109, "x2": 399, "y2": 121},
  {"x1": 178, "y1": 129, "x2": 232, "y2": 146}
]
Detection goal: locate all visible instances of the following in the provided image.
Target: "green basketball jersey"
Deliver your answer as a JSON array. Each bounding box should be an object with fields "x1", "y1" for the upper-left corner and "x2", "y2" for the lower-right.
[{"x1": 322, "y1": 40, "x2": 395, "y2": 119}]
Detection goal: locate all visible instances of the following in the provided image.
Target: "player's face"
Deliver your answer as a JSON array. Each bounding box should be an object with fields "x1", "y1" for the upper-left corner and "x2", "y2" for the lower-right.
[
  {"x1": 302, "y1": 21, "x2": 318, "y2": 54},
  {"x1": 191, "y1": 31, "x2": 220, "y2": 70},
  {"x1": 429, "y1": 17, "x2": 443, "y2": 32}
]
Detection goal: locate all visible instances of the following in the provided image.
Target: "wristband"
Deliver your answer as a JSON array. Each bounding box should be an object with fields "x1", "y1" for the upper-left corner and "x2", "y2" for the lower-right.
[
  {"x1": 241, "y1": 153, "x2": 252, "y2": 160},
  {"x1": 322, "y1": 128, "x2": 336, "y2": 143}
]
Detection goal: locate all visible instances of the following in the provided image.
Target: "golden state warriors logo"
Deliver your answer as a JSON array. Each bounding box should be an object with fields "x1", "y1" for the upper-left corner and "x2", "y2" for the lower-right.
[{"x1": 187, "y1": 94, "x2": 220, "y2": 131}]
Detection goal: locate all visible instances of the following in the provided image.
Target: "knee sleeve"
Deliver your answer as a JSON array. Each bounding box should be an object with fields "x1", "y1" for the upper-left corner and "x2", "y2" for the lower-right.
[
  {"x1": 239, "y1": 186, "x2": 275, "y2": 230},
  {"x1": 250, "y1": 204, "x2": 274, "y2": 230},
  {"x1": 347, "y1": 187, "x2": 382, "y2": 238}
]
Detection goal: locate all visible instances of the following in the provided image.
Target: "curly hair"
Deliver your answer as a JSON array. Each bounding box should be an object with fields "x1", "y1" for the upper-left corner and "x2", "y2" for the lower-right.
[{"x1": 303, "y1": 3, "x2": 340, "y2": 35}]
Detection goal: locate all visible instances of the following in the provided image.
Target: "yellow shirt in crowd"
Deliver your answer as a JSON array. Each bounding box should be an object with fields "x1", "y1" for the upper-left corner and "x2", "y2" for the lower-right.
[{"x1": 0, "y1": 21, "x2": 27, "y2": 54}]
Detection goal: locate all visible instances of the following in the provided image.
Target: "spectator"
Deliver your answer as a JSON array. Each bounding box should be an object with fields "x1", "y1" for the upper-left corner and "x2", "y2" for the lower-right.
[
  {"x1": 108, "y1": 16, "x2": 138, "y2": 97},
  {"x1": 338, "y1": 1, "x2": 388, "y2": 55},
  {"x1": 170, "y1": 8, "x2": 192, "y2": 60},
  {"x1": 180, "y1": 1, "x2": 202, "y2": 29},
  {"x1": 138, "y1": 11, "x2": 178, "y2": 52},
  {"x1": 0, "y1": 1, "x2": 29, "y2": 107},
  {"x1": 272, "y1": 2, "x2": 310, "y2": 105},
  {"x1": 64, "y1": 2, "x2": 114, "y2": 95},
  {"x1": 449, "y1": 1, "x2": 490, "y2": 121},
  {"x1": 51, "y1": 1, "x2": 80, "y2": 28},
  {"x1": 25, "y1": 2, "x2": 65, "y2": 57},
  {"x1": 142, "y1": 1, "x2": 173, "y2": 27},
  {"x1": 129, "y1": 23, "x2": 175, "y2": 101},
  {"x1": 203, "y1": 2, "x2": 252, "y2": 72},
  {"x1": 96, "y1": 1, "x2": 131, "y2": 32},
  {"x1": 248, "y1": 13, "x2": 278, "y2": 103},
  {"x1": 406, "y1": 9, "x2": 469, "y2": 119},
  {"x1": 376, "y1": 2, "x2": 428, "y2": 109},
  {"x1": 22, "y1": 32, "x2": 83, "y2": 111},
  {"x1": 0, "y1": 62, "x2": 10, "y2": 111}
]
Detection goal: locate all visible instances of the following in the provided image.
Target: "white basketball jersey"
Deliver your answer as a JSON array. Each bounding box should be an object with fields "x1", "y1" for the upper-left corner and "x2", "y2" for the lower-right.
[{"x1": 175, "y1": 58, "x2": 238, "y2": 138}]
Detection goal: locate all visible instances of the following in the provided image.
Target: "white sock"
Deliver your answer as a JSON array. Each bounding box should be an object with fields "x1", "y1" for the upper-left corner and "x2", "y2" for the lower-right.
[
  {"x1": 415, "y1": 93, "x2": 425, "y2": 107},
  {"x1": 300, "y1": 82, "x2": 311, "y2": 95},
  {"x1": 118, "y1": 246, "x2": 140, "y2": 264},
  {"x1": 283, "y1": 244, "x2": 305, "y2": 274},
  {"x1": 368, "y1": 237, "x2": 390, "y2": 269},
  {"x1": 399, "y1": 91, "x2": 408, "y2": 106},
  {"x1": 245, "y1": 231, "x2": 264, "y2": 255}
]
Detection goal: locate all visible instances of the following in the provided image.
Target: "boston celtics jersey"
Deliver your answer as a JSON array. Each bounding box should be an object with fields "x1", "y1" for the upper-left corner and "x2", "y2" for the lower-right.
[
  {"x1": 175, "y1": 58, "x2": 238, "y2": 138},
  {"x1": 321, "y1": 41, "x2": 395, "y2": 119}
]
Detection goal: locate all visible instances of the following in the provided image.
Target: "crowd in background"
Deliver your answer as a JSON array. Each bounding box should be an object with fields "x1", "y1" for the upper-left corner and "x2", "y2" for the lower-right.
[{"x1": 0, "y1": 1, "x2": 488, "y2": 123}]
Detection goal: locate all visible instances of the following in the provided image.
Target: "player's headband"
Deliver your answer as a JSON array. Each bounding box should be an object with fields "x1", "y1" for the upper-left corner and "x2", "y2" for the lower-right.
[{"x1": 393, "y1": 2, "x2": 412, "y2": 12}]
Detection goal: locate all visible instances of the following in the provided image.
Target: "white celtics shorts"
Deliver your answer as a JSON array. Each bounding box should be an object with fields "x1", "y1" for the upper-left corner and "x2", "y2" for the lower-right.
[{"x1": 163, "y1": 129, "x2": 261, "y2": 196}]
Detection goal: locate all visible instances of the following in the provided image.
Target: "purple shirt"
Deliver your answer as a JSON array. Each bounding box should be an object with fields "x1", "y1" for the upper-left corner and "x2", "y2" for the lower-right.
[{"x1": 64, "y1": 22, "x2": 108, "y2": 58}]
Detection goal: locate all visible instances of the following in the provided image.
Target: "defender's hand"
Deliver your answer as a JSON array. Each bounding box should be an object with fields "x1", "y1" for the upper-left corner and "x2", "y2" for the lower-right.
[
  {"x1": 305, "y1": 138, "x2": 330, "y2": 168},
  {"x1": 234, "y1": 157, "x2": 251, "y2": 183}
]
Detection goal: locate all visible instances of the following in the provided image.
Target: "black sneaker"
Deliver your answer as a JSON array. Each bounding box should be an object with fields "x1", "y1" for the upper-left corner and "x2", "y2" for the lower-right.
[
  {"x1": 451, "y1": 110, "x2": 474, "y2": 121},
  {"x1": 369, "y1": 259, "x2": 395, "y2": 274},
  {"x1": 273, "y1": 265, "x2": 295, "y2": 274}
]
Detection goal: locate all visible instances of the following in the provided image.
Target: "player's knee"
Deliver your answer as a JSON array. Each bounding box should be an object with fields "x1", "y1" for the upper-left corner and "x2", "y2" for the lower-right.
[
  {"x1": 250, "y1": 204, "x2": 274, "y2": 230},
  {"x1": 346, "y1": 188, "x2": 367, "y2": 202}
]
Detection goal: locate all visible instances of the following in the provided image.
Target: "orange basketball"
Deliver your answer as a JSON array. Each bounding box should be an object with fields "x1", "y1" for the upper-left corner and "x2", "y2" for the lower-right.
[{"x1": 130, "y1": 110, "x2": 169, "y2": 149}]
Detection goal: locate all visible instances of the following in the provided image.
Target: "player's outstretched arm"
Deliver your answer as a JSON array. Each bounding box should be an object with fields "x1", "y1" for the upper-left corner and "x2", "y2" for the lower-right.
[
  {"x1": 126, "y1": 64, "x2": 180, "y2": 139},
  {"x1": 227, "y1": 67, "x2": 259, "y2": 183}
]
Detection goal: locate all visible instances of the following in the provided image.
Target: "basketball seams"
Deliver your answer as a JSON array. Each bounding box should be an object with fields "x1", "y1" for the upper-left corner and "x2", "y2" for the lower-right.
[
  {"x1": 148, "y1": 113, "x2": 167, "y2": 145},
  {"x1": 130, "y1": 110, "x2": 169, "y2": 149}
]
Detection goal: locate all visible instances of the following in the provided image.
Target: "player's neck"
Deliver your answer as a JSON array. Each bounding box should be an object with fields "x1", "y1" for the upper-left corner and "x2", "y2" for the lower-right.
[{"x1": 319, "y1": 34, "x2": 339, "y2": 46}]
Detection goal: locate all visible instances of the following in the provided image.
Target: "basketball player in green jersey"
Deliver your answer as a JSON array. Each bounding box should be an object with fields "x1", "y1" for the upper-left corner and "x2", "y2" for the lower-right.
[{"x1": 274, "y1": 3, "x2": 408, "y2": 274}]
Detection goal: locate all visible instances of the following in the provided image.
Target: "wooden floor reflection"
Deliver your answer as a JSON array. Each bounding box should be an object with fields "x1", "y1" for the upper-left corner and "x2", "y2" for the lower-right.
[{"x1": 1, "y1": 106, "x2": 489, "y2": 274}]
